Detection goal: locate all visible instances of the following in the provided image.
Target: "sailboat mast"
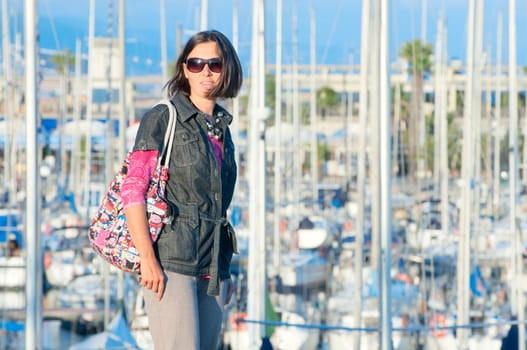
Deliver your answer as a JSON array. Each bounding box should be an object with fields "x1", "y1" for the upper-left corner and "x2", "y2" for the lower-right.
[
  {"x1": 116, "y1": 0, "x2": 126, "y2": 305},
  {"x1": 370, "y1": 0, "x2": 380, "y2": 273},
  {"x1": 493, "y1": 12, "x2": 502, "y2": 221},
  {"x1": 417, "y1": 0, "x2": 427, "y2": 179},
  {"x1": 273, "y1": 0, "x2": 282, "y2": 271},
  {"x1": 160, "y1": 0, "x2": 167, "y2": 83},
  {"x1": 309, "y1": 6, "x2": 317, "y2": 210},
  {"x1": 70, "y1": 38, "x2": 82, "y2": 194},
  {"x1": 247, "y1": 0, "x2": 267, "y2": 346},
  {"x1": 118, "y1": 0, "x2": 126, "y2": 159},
  {"x1": 200, "y1": 0, "x2": 208, "y2": 31},
  {"x1": 472, "y1": 0, "x2": 484, "y2": 245},
  {"x1": 231, "y1": 0, "x2": 240, "y2": 172},
  {"x1": 378, "y1": 0, "x2": 392, "y2": 348},
  {"x1": 1, "y1": 0, "x2": 9, "y2": 119},
  {"x1": 436, "y1": 16, "x2": 449, "y2": 238},
  {"x1": 458, "y1": 0, "x2": 476, "y2": 348},
  {"x1": 292, "y1": 0, "x2": 301, "y2": 223},
  {"x1": 232, "y1": 0, "x2": 239, "y2": 139},
  {"x1": 507, "y1": 0, "x2": 519, "y2": 319},
  {"x1": 432, "y1": 11, "x2": 441, "y2": 197},
  {"x1": 24, "y1": 0, "x2": 43, "y2": 348},
  {"x1": 353, "y1": 0, "x2": 370, "y2": 347},
  {"x1": 83, "y1": 0, "x2": 96, "y2": 220},
  {"x1": 2, "y1": 0, "x2": 15, "y2": 204},
  {"x1": 508, "y1": 0, "x2": 524, "y2": 349}
]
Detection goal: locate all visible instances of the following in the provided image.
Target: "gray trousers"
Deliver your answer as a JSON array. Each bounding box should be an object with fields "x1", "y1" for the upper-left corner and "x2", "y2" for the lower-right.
[{"x1": 143, "y1": 271, "x2": 227, "y2": 350}]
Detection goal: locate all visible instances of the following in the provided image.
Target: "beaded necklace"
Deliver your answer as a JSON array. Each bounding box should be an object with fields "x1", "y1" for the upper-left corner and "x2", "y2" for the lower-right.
[{"x1": 203, "y1": 111, "x2": 224, "y2": 141}]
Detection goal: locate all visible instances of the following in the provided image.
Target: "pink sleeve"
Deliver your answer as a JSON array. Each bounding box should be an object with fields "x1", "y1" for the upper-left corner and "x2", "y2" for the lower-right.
[{"x1": 121, "y1": 150, "x2": 159, "y2": 210}]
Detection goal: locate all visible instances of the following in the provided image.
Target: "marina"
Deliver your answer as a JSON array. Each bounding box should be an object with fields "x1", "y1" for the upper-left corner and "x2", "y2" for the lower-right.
[{"x1": 2, "y1": 0, "x2": 527, "y2": 349}]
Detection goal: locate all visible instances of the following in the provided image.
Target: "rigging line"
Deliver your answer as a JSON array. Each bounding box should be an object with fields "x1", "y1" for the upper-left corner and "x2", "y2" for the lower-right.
[
  {"x1": 237, "y1": 317, "x2": 527, "y2": 333},
  {"x1": 320, "y1": 0, "x2": 344, "y2": 64},
  {"x1": 43, "y1": 0, "x2": 61, "y2": 51}
]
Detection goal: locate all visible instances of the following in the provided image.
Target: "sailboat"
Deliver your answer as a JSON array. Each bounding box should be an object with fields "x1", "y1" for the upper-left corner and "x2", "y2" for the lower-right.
[{"x1": 69, "y1": 310, "x2": 140, "y2": 350}]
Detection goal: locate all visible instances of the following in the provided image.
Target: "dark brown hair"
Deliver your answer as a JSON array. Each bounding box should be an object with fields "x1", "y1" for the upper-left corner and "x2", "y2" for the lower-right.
[{"x1": 165, "y1": 30, "x2": 243, "y2": 99}]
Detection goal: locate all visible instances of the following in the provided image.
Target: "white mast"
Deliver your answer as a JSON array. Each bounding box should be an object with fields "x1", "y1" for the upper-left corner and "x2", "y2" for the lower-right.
[
  {"x1": 118, "y1": 0, "x2": 126, "y2": 159},
  {"x1": 292, "y1": 0, "x2": 301, "y2": 223},
  {"x1": 70, "y1": 38, "x2": 82, "y2": 195},
  {"x1": 273, "y1": 0, "x2": 282, "y2": 271},
  {"x1": 160, "y1": 0, "x2": 168, "y2": 83},
  {"x1": 435, "y1": 15, "x2": 449, "y2": 238},
  {"x1": 432, "y1": 10, "x2": 441, "y2": 197},
  {"x1": 231, "y1": 0, "x2": 241, "y2": 212},
  {"x1": 200, "y1": 0, "x2": 208, "y2": 31},
  {"x1": 309, "y1": 5, "x2": 318, "y2": 209},
  {"x1": 370, "y1": 0, "x2": 380, "y2": 272},
  {"x1": 458, "y1": 0, "x2": 476, "y2": 348},
  {"x1": 417, "y1": 0, "x2": 427, "y2": 180},
  {"x1": 508, "y1": 0, "x2": 519, "y2": 319},
  {"x1": 24, "y1": 0, "x2": 43, "y2": 348},
  {"x1": 232, "y1": 0, "x2": 240, "y2": 164},
  {"x1": 102, "y1": 0, "x2": 115, "y2": 329},
  {"x1": 57, "y1": 50, "x2": 68, "y2": 195},
  {"x1": 378, "y1": 0, "x2": 392, "y2": 348},
  {"x1": 1, "y1": 0, "x2": 10, "y2": 123},
  {"x1": 493, "y1": 12, "x2": 502, "y2": 221},
  {"x1": 117, "y1": 0, "x2": 127, "y2": 305},
  {"x1": 472, "y1": 0, "x2": 484, "y2": 244},
  {"x1": 353, "y1": 0, "x2": 370, "y2": 347},
  {"x1": 83, "y1": 0, "x2": 96, "y2": 220},
  {"x1": 508, "y1": 0, "x2": 523, "y2": 349},
  {"x1": 2, "y1": 0, "x2": 15, "y2": 205},
  {"x1": 247, "y1": 0, "x2": 266, "y2": 346}
]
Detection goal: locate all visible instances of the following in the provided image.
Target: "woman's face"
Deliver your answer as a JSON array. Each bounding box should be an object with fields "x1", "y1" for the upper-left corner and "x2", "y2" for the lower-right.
[{"x1": 184, "y1": 41, "x2": 221, "y2": 99}]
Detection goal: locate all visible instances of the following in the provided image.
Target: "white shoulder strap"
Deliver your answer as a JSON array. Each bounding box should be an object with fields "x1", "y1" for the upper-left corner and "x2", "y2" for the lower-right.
[{"x1": 156, "y1": 99, "x2": 177, "y2": 168}]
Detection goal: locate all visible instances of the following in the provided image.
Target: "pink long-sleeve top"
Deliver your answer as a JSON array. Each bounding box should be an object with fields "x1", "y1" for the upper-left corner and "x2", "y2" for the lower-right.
[{"x1": 121, "y1": 136, "x2": 223, "y2": 209}]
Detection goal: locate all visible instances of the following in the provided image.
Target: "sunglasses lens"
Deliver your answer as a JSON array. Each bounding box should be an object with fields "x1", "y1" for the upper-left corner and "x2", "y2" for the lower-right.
[
  {"x1": 186, "y1": 58, "x2": 205, "y2": 73},
  {"x1": 208, "y1": 59, "x2": 222, "y2": 73},
  {"x1": 186, "y1": 58, "x2": 222, "y2": 73}
]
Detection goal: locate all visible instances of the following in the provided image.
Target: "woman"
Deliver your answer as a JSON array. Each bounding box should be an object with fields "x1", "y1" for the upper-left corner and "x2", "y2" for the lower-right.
[{"x1": 122, "y1": 30, "x2": 243, "y2": 350}]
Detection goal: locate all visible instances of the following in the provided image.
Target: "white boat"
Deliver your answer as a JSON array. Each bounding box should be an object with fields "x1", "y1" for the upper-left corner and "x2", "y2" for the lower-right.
[
  {"x1": 45, "y1": 272, "x2": 138, "y2": 335},
  {"x1": 44, "y1": 248, "x2": 96, "y2": 288},
  {"x1": 278, "y1": 251, "x2": 328, "y2": 290},
  {"x1": 129, "y1": 288, "x2": 153, "y2": 349},
  {"x1": 0, "y1": 256, "x2": 25, "y2": 289},
  {"x1": 0, "y1": 289, "x2": 25, "y2": 309},
  {"x1": 270, "y1": 310, "x2": 319, "y2": 350},
  {"x1": 222, "y1": 306, "x2": 320, "y2": 350},
  {"x1": 69, "y1": 310, "x2": 140, "y2": 349},
  {"x1": 296, "y1": 216, "x2": 332, "y2": 250}
]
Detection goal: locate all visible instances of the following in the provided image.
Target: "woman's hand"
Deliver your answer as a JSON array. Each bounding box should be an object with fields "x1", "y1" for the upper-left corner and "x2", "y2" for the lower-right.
[
  {"x1": 139, "y1": 255, "x2": 166, "y2": 301},
  {"x1": 124, "y1": 204, "x2": 166, "y2": 300}
]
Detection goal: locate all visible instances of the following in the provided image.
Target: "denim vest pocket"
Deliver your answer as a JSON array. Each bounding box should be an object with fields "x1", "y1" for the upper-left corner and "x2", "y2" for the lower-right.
[
  {"x1": 172, "y1": 130, "x2": 199, "y2": 167},
  {"x1": 157, "y1": 204, "x2": 199, "y2": 264}
]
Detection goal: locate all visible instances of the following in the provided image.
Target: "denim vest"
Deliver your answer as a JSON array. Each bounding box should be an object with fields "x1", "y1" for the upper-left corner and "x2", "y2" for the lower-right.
[{"x1": 133, "y1": 92, "x2": 238, "y2": 295}]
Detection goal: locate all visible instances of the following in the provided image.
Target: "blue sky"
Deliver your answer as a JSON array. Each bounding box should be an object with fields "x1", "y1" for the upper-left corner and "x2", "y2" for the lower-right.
[{"x1": 13, "y1": 0, "x2": 527, "y2": 75}]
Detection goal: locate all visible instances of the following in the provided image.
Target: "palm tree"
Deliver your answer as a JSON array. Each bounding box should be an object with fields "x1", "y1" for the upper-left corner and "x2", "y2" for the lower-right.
[
  {"x1": 399, "y1": 39, "x2": 433, "y2": 181},
  {"x1": 50, "y1": 49, "x2": 76, "y2": 188},
  {"x1": 50, "y1": 49, "x2": 76, "y2": 111},
  {"x1": 51, "y1": 49, "x2": 75, "y2": 74},
  {"x1": 316, "y1": 86, "x2": 339, "y2": 118}
]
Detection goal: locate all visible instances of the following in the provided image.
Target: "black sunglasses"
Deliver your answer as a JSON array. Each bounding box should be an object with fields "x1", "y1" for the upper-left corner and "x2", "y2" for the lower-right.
[{"x1": 185, "y1": 57, "x2": 223, "y2": 73}]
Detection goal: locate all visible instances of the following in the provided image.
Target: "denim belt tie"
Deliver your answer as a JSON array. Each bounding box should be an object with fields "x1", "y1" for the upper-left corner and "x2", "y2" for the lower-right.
[{"x1": 202, "y1": 215, "x2": 227, "y2": 296}]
